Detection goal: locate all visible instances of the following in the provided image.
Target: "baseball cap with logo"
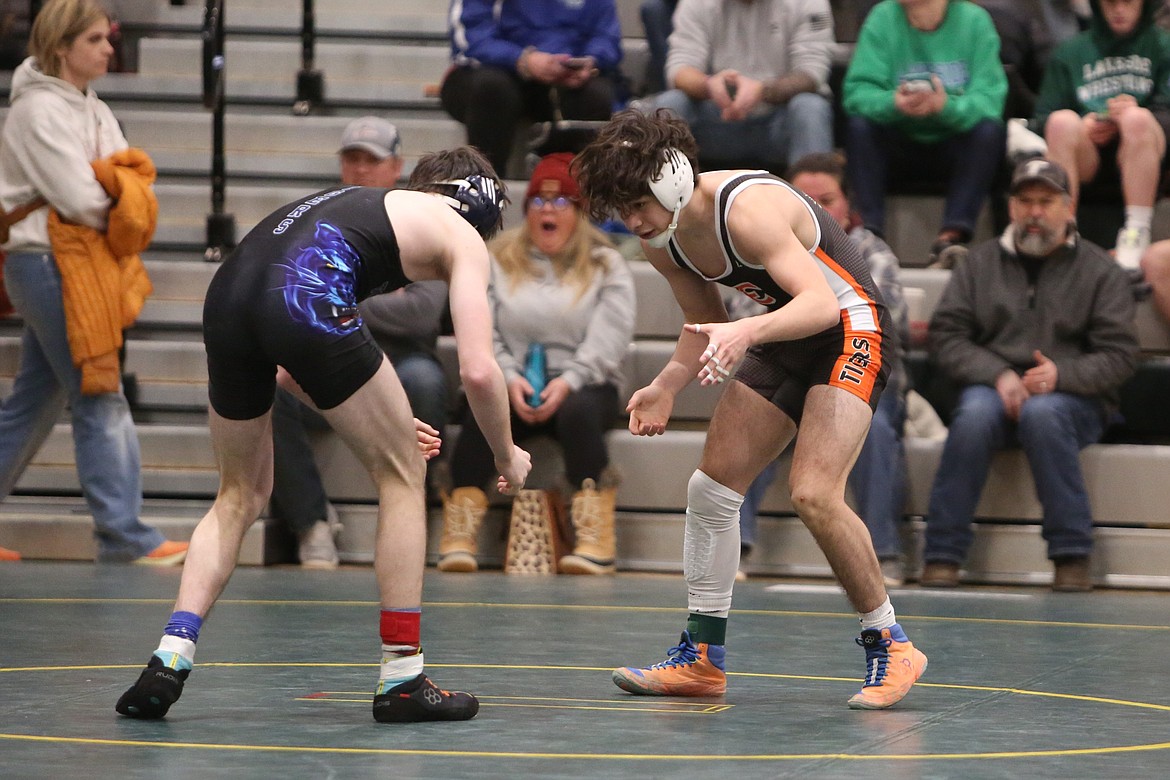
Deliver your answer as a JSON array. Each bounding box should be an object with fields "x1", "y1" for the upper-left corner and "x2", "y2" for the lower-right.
[
  {"x1": 339, "y1": 116, "x2": 401, "y2": 159},
  {"x1": 1009, "y1": 158, "x2": 1070, "y2": 196}
]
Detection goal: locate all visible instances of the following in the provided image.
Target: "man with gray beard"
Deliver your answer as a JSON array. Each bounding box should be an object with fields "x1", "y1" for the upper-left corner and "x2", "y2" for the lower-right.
[{"x1": 920, "y1": 158, "x2": 1138, "y2": 593}]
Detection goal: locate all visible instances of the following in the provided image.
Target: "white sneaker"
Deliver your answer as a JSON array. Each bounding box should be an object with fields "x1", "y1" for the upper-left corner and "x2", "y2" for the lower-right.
[
  {"x1": 1005, "y1": 117, "x2": 1047, "y2": 166},
  {"x1": 298, "y1": 505, "x2": 341, "y2": 569},
  {"x1": 1114, "y1": 225, "x2": 1151, "y2": 271},
  {"x1": 880, "y1": 559, "x2": 905, "y2": 588}
]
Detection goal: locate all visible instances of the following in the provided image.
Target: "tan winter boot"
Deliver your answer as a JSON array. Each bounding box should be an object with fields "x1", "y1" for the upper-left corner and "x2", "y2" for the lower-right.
[
  {"x1": 438, "y1": 487, "x2": 488, "y2": 572},
  {"x1": 559, "y1": 478, "x2": 617, "y2": 574}
]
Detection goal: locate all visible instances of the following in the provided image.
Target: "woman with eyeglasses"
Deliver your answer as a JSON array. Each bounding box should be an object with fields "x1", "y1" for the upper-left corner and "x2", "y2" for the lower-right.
[{"x1": 438, "y1": 152, "x2": 636, "y2": 576}]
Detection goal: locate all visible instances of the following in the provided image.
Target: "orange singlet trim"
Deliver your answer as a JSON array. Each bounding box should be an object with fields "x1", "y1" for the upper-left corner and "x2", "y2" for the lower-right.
[
  {"x1": 812, "y1": 246, "x2": 882, "y2": 331},
  {"x1": 829, "y1": 313, "x2": 884, "y2": 404}
]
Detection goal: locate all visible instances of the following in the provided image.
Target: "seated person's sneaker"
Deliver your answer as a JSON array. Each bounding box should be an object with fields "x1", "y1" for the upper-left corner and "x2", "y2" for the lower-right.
[
  {"x1": 847, "y1": 623, "x2": 928, "y2": 710},
  {"x1": 1114, "y1": 226, "x2": 1151, "y2": 271},
  {"x1": 372, "y1": 673, "x2": 479, "y2": 723},
  {"x1": 920, "y1": 561, "x2": 960, "y2": 587},
  {"x1": 115, "y1": 656, "x2": 189, "y2": 719},
  {"x1": 133, "y1": 540, "x2": 188, "y2": 567},
  {"x1": 880, "y1": 558, "x2": 905, "y2": 588},
  {"x1": 926, "y1": 229, "x2": 970, "y2": 269},
  {"x1": 298, "y1": 521, "x2": 340, "y2": 569},
  {"x1": 612, "y1": 630, "x2": 726, "y2": 697},
  {"x1": 1052, "y1": 555, "x2": 1092, "y2": 592}
]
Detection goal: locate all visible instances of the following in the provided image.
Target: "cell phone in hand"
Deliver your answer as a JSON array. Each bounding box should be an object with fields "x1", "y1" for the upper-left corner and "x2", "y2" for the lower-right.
[
  {"x1": 564, "y1": 57, "x2": 590, "y2": 70},
  {"x1": 901, "y1": 79, "x2": 934, "y2": 93}
]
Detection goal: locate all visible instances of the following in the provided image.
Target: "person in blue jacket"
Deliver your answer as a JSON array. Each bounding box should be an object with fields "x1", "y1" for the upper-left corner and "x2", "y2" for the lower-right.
[{"x1": 439, "y1": 0, "x2": 623, "y2": 176}]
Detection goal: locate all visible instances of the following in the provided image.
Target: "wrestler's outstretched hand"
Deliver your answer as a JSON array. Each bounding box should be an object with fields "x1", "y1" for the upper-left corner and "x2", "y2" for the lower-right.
[
  {"x1": 414, "y1": 418, "x2": 442, "y2": 461},
  {"x1": 496, "y1": 445, "x2": 532, "y2": 495},
  {"x1": 627, "y1": 384, "x2": 674, "y2": 436},
  {"x1": 686, "y1": 321, "x2": 751, "y2": 387}
]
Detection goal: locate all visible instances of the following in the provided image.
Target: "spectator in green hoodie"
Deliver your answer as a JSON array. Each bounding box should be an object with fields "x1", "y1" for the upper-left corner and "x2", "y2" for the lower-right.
[
  {"x1": 842, "y1": 0, "x2": 1007, "y2": 268},
  {"x1": 1033, "y1": 0, "x2": 1170, "y2": 272}
]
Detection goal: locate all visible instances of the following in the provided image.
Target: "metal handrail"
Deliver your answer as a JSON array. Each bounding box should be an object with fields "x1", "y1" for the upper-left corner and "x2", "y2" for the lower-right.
[
  {"x1": 293, "y1": 0, "x2": 324, "y2": 115},
  {"x1": 201, "y1": 0, "x2": 235, "y2": 261}
]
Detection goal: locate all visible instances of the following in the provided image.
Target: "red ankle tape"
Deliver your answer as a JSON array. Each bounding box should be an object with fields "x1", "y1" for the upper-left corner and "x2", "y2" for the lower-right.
[{"x1": 380, "y1": 608, "x2": 421, "y2": 647}]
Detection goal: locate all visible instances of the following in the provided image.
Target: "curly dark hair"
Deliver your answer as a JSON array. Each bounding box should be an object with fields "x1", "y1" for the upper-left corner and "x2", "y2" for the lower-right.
[
  {"x1": 408, "y1": 146, "x2": 507, "y2": 200},
  {"x1": 572, "y1": 108, "x2": 699, "y2": 223},
  {"x1": 407, "y1": 145, "x2": 510, "y2": 237}
]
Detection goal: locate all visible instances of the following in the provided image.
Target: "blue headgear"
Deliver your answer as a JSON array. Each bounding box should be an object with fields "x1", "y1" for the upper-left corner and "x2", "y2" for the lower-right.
[{"x1": 437, "y1": 174, "x2": 505, "y2": 238}]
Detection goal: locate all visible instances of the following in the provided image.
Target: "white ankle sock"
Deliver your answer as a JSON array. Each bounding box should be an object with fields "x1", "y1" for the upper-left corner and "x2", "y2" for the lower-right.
[
  {"x1": 859, "y1": 597, "x2": 897, "y2": 631},
  {"x1": 1125, "y1": 206, "x2": 1154, "y2": 231},
  {"x1": 154, "y1": 635, "x2": 195, "y2": 671},
  {"x1": 377, "y1": 646, "x2": 425, "y2": 693}
]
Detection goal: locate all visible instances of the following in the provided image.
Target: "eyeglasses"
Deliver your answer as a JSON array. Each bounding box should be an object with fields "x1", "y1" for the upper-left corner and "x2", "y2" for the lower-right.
[{"x1": 529, "y1": 195, "x2": 575, "y2": 210}]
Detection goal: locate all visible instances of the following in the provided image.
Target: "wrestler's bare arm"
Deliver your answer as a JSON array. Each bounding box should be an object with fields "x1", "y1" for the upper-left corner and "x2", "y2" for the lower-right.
[
  {"x1": 724, "y1": 187, "x2": 840, "y2": 344},
  {"x1": 642, "y1": 244, "x2": 726, "y2": 396}
]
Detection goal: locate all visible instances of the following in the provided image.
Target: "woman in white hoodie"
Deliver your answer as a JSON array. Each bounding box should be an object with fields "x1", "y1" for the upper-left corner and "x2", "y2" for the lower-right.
[{"x1": 0, "y1": 0, "x2": 186, "y2": 565}]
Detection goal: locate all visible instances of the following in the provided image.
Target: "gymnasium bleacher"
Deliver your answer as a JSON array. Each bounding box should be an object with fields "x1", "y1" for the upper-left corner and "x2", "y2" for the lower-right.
[{"x1": 1, "y1": 0, "x2": 1169, "y2": 589}]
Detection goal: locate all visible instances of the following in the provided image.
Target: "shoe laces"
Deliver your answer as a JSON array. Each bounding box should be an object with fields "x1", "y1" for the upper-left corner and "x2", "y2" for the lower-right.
[
  {"x1": 856, "y1": 630, "x2": 892, "y2": 687},
  {"x1": 446, "y1": 501, "x2": 480, "y2": 540},
  {"x1": 571, "y1": 480, "x2": 602, "y2": 544},
  {"x1": 647, "y1": 633, "x2": 701, "y2": 670},
  {"x1": 421, "y1": 676, "x2": 454, "y2": 698}
]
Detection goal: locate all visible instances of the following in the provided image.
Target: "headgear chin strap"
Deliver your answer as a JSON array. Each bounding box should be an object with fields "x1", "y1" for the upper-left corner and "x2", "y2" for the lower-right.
[{"x1": 645, "y1": 149, "x2": 694, "y2": 248}]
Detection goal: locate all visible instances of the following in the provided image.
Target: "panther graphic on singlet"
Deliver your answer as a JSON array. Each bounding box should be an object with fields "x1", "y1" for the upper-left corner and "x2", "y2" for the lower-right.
[
  {"x1": 202, "y1": 186, "x2": 412, "y2": 420},
  {"x1": 279, "y1": 220, "x2": 363, "y2": 334}
]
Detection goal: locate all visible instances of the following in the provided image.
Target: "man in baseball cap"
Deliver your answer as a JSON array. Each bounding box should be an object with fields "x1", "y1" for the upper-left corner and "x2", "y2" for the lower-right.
[
  {"x1": 1009, "y1": 157, "x2": 1070, "y2": 197},
  {"x1": 1007, "y1": 158, "x2": 1075, "y2": 256},
  {"x1": 338, "y1": 116, "x2": 403, "y2": 187},
  {"x1": 920, "y1": 155, "x2": 1137, "y2": 593}
]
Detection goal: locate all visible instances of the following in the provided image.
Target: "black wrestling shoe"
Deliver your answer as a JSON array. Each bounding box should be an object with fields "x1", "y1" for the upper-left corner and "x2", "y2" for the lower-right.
[
  {"x1": 115, "y1": 656, "x2": 189, "y2": 719},
  {"x1": 372, "y1": 673, "x2": 479, "y2": 723}
]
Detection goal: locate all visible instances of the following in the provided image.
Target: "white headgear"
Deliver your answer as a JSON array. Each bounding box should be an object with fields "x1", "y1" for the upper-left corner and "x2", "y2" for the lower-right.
[{"x1": 645, "y1": 149, "x2": 694, "y2": 248}]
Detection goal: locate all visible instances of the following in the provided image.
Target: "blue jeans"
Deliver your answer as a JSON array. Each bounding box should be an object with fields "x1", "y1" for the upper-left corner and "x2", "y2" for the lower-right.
[
  {"x1": 640, "y1": 0, "x2": 676, "y2": 95},
  {"x1": 845, "y1": 115, "x2": 1006, "y2": 237},
  {"x1": 739, "y1": 389, "x2": 906, "y2": 560},
  {"x1": 0, "y1": 252, "x2": 162, "y2": 561},
  {"x1": 647, "y1": 89, "x2": 833, "y2": 169},
  {"x1": 924, "y1": 384, "x2": 1105, "y2": 564},
  {"x1": 847, "y1": 387, "x2": 907, "y2": 560},
  {"x1": 270, "y1": 350, "x2": 447, "y2": 534},
  {"x1": 738, "y1": 459, "x2": 777, "y2": 552}
]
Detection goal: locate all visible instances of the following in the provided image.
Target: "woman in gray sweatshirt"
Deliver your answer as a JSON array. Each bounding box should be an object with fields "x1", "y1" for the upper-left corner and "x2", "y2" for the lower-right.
[{"x1": 438, "y1": 153, "x2": 636, "y2": 576}]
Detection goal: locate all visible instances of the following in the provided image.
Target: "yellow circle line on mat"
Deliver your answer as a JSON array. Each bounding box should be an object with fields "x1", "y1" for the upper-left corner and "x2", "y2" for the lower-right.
[
  {"x1": 2, "y1": 662, "x2": 1170, "y2": 713},
  {"x1": 2, "y1": 663, "x2": 1170, "y2": 760},
  {"x1": 0, "y1": 597, "x2": 1166, "y2": 632},
  {"x1": 0, "y1": 731, "x2": 1168, "y2": 761}
]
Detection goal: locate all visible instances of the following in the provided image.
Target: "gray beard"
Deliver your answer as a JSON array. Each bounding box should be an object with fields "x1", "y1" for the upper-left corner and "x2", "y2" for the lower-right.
[{"x1": 1016, "y1": 228, "x2": 1058, "y2": 257}]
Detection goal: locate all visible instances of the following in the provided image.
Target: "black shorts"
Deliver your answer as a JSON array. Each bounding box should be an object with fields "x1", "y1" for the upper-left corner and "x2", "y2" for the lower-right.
[
  {"x1": 735, "y1": 323, "x2": 888, "y2": 425},
  {"x1": 202, "y1": 249, "x2": 384, "y2": 421}
]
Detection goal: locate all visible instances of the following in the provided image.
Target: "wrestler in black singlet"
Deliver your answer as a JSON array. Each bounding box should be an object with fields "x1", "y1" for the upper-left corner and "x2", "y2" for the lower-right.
[
  {"x1": 202, "y1": 186, "x2": 410, "y2": 420},
  {"x1": 664, "y1": 172, "x2": 892, "y2": 422}
]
